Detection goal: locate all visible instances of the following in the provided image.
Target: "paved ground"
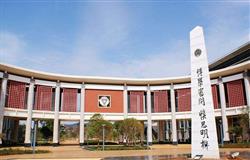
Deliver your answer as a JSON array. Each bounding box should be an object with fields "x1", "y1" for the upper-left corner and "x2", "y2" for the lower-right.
[{"x1": 0, "y1": 144, "x2": 250, "y2": 160}]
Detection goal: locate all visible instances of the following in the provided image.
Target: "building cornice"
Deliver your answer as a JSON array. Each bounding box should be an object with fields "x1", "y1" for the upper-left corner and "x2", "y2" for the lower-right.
[{"x1": 0, "y1": 60, "x2": 249, "y2": 85}]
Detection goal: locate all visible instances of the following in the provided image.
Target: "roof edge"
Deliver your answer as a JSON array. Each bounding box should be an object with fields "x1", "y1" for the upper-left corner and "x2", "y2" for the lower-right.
[{"x1": 0, "y1": 60, "x2": 249, "y2": 85}]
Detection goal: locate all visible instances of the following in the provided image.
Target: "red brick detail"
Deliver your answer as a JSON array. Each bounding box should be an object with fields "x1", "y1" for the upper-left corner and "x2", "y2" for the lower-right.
[
  {"x1": 177, "y1": 88, "x2": 191, "y2": 112},
  {"x1": 7, "y1": 81, "x2": 26, "y2": 109},
  {"x1": 226, "y1": 80, "x2": 246, "y2": 107},
  {"x1": 85, "y1": 89, "x2": 123, "y2": 113},
  {"x1": 34, "y1": 85, "x2": 52, "y2": 111}
]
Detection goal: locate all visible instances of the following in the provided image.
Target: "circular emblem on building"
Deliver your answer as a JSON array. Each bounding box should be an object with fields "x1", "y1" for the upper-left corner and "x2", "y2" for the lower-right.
[
  {"x1": 98, "y1": 96, "x2": 111, "y2": 107},
  {"x1": 194, "y1": 49, "x2": 202, "y2": 57}
]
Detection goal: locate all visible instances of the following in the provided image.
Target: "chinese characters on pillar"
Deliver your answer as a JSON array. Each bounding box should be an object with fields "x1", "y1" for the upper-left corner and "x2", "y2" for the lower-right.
[
  {"x1": 197, "y1": 67, "x2": 209, "y2": 150},
  {"x1": 191, "y1": 26, "x2": 220, "y2": 159}
]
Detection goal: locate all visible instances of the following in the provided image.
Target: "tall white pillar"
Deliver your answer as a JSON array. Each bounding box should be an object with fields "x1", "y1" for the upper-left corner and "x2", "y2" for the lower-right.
[
  {"x1": 218, "y1": 77, "x2": 230, "y2": 142},
  {"x1": 146, "y1": 85, "x2": 152, "y2": 145},
  {"x1": 243, "y1": 71, "x2": 250, "y2": 127},
  {"x1": 0, "y1": 73, "x2": 8, "y2": 145},
  {"x1": 123, "y1": 84, "x2": 128, "y2": 118},
  {"x1": 79, "y1": 83, "x2": 85, "y2": 146},
  {"x1": 53, "y1": 82, "x2": 60, "y2": 146},
  {"x1": 24, "y1": 78, "x2": 35, "y2": 146},
  {"x1": 170, "y1": 83, "x2": 177, "y2": 144}
]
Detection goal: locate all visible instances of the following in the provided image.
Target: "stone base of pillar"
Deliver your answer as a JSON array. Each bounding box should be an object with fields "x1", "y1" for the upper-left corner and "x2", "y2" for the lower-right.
[
  {"x1": 172, "y1": 141, "x2": 178, "y2": 145},
  {"x1": 53, "y1": 143, "x2": 59, "y2": 147},
  {"x1": 148, "y1": 142, "x2": 152, "y2": 145},
  {"x1": 24, "y1": 143, "x2": 31, "y2": 147},
  {"x1": 223, "y1": 141, "x2": 230, "y2": 144},
  {"x1": 80, "y1": 143, "x2": 84, "y2": 146}
]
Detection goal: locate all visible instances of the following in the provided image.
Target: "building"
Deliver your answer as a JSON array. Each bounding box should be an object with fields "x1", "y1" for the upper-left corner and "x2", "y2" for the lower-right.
[{"x1": 0, "y1": 42, "x2": 249, "y2": 146}]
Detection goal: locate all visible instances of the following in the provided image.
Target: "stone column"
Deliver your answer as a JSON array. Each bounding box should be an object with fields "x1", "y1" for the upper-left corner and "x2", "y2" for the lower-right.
[
  {"x1": 218, "y1": 77, "x2": 230, "y2": 142},
  {"x1": 170, "y1": 84, "x2": 177, "y2": 144},
  {"x1": 24, "y1": 78, "x2": 35, "y2": 146},
  {"x1": 243, "y1": 71, "x2": 250, "y2": 127},
  {"x1": 53, "y1": 82, "x2": 60, "y2": 146},
  {"x1": 123, "y1": 84, "x2": 128, "y2": 118},
  {"x1": 146, "y1": 85, "x2": 152, "y2": 145},
  {"x1": 0, "y1": 72, "x2": 8, "y2": 145},
  {"x1": 79, "y1": 83, "x2": 85, "y2": 146}
]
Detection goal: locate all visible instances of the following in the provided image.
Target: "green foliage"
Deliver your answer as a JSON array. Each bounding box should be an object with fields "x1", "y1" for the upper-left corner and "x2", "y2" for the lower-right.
[
  {"x1": 18, "y1": 124, "x2": 25, "y2": 143},
  {"x1": 220, "y1": 142, "x2": 250, "y2": 148},
  {"x1": 86, "y1": 115, "x2": 144, "y2": 146},
  {"x1": 40, "y1": 126, "x2": 53, "y2": 139},
  {"x1": 86, "y1": 113, "x2": 113, "y2": 144},
  {"x1": 228, "y1": 109, "x2": 250, "y2": 142},
  {"x1": 38, "y1": 120, "x2": 53, "y2": 141},
  {"x1": 113, "y1": 118, "x2": 144, "y2": 146},
  {"x1": 112, "y1": 120, "x2": 123, "y2": 141},
  {"x1": 0, "y1": 148, "x2": 50, "y2": 155},
  {"x1": 59, "y1": 125, "x2": 66, "y2": 140},
  {"x1": 228, "y1": 126, "x2": 243, "y2": 136},
  {"x1": 239, "y1": 108, "x2": 250, "y2": 141}
]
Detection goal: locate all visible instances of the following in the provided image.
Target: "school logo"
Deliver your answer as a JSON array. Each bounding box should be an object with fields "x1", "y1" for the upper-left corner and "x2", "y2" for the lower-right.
[
  {"x1": 98, "y1": 95, "x2": 111, "y2": 108},
  {"x1": 194, "y1": 49, "x2": 202, "y2": 57}
]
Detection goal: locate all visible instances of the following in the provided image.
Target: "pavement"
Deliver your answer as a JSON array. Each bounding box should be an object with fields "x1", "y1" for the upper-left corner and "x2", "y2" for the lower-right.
[
  {"x1": 0, "y1": 144, "x2": 249, "y2": 160},
  {"x1": 12, "y1": 159, "x2": 101, "y2": 160}
]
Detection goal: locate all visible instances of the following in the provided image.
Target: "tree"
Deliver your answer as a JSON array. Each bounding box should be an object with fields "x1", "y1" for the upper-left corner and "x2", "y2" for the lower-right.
[
  {"x1": 239, "y1": 108, "x2": 250, "y2": 142},
  {"x1": 228, "y1": 108, "x2": 250, "y2": 143},
  {"x1": 38, "y1": 120, "x2": 53, "y2": 142},
  {"x1": 228, "y1": 126, "x2": 243, "y2": 143},
  {"x1": 40, "y1": 125, "x2": 53, "y2": 140},
  {"x1": 113, "y1": 118, "x2": 144, "y2": 146},
  {"x1": 86, "y1": 113, "x2": 113, "y2": 146},
  {"x1": 112, "y1": 120, "x2": 123, "y2": 143},
  {"x1": 60, "y1": 125, "x2": 66, "y2": 140}
]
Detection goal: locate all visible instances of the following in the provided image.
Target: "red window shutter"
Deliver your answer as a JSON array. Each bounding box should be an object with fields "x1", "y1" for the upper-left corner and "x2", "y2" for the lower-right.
[
  {"x1": 7, "y1": 81, "x2": 26, "y2": 109},
  {"x1": 154, "y1": 90, "x2": 168, "y2": 112},
  {"x1": 139, "y1": 92, "x2": 144, "y2": 113},
  {"x1": 129, "y1": 91, "x2": 144, "y2": 113},
  {"x1": 35, "y1": 85, "x2": 52, "y2": 111},
  {"x1": 177, "y1": 88, "x2": 191, "y2": 112},
  {"x1": 211, "y1": 85, "x2": 219, "y2": 109},
  {"x1": 160, "y1": 91, "x2": 168, "y2": 112},
  {"x1": 62, "y1": 88, "x2": 77, "y2": 112},
  {"x1": 227, "y1": 80, "x2": 246, "y2": 107},
  {"x1": 129, "y1": 92, "x2": 137, "y2": 113},
  {"x1": 154, "y1": 92, "x2": 159, "y2": 112}
]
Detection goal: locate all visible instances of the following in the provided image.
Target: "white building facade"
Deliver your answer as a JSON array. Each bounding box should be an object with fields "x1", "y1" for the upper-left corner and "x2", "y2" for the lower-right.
[{"x1": 0, "y1": 43, "x2": 249, "y2": 146}]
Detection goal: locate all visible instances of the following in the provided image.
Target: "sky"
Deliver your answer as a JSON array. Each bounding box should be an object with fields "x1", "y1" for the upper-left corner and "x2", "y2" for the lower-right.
[{"x1": 0, "y1": 0, "x2": 249, "y2": 78}]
